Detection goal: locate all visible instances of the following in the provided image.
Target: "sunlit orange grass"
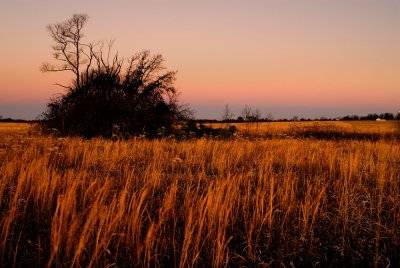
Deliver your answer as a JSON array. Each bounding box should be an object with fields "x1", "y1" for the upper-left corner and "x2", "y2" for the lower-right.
[
  {"x1": 210, "y1": 120, "x2": 399, "y2": 138},
  {"x1": 0, "y1": 125, "x2": 399, "y2": 267},
  {"x1": 0, "y1": 122, "x2": 31, "y2": 132}
]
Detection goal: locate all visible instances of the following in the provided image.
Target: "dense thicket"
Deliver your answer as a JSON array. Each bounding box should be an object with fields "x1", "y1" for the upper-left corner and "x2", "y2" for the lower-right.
[
  {"x1": 41, "y1": 14, "x2": 191, "y2": 138},
  {"x1": 43, "y1": 50, "x2": 190, "y2": 138}
]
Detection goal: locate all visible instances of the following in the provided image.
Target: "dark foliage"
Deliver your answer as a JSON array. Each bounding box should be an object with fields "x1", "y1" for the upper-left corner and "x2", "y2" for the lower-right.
[
  {"x1": 42, "y1": 51, "x2": 190, "y2": 138},
  {"x1": 182, "y1": 120, "x2": 237, "y2": 139},
  {"x1": 40, "y1": 15, "x2": 192, "y2": 138}
]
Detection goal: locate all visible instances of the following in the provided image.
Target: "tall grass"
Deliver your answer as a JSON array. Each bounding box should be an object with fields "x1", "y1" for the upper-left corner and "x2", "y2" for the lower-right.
[
  {"x1": 0, "y1": 123, "x2": 399, "y2": 266},
  {"x1": 214, "y1": 120, "x2": 400, "y2": 140}
]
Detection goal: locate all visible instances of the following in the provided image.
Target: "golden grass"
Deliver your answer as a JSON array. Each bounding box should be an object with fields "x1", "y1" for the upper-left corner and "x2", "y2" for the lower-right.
[
  {"x1": 0, "y1": 122, "x2": 399, "y2": 266},
  {"x1": 208, "y1": 120, "x2": 399, "y2": 138},
  {"x1": 0, "y1": 122, "x2": 31, "y2": 133}
]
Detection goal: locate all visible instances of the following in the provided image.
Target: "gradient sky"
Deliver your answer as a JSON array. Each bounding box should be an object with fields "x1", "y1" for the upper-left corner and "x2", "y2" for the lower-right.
[{"x1": 0, "y1": 0, "x2": 399, "y2": 120}]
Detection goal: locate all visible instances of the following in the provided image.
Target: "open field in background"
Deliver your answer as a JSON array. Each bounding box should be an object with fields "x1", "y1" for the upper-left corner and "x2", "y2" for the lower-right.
[
  {"x1": 245, "y1": 120, "x2": 399, "y2": 133},
  {"x1": 1, "y1": 122, "x2": 400, "y2": 267},
  {"x1": 206, "y1": 120, "x2": 400, "y2": 140},
  {"x1": 0, "y1": 123, "x2": 31, "y2": 133}
]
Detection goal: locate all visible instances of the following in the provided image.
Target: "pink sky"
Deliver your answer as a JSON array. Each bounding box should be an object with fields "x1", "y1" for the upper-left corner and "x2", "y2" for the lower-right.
[{"x1": 0, "y1": 0, "x2": 399, "y2": 119}]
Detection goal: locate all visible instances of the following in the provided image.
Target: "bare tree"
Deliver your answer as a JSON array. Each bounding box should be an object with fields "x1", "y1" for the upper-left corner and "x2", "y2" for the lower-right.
[
  {"x1": 222, "y1": 104, "x2": 235, "y2": 122},
  {"x1": 265, "y1": 112, "x2": 274, "y2": 122},
  {"x1": 241, "y1": 105, "x2": 252, "y2": 122},
  {"x1": 241, "y1": 105, "x2": 252, "y2": 135},
  {"x1": 41, "y1": 14, "x2": 92, "y2": 90},
  {"x1": 253, "y1": 108, "x2": 261, "y2": 130}
]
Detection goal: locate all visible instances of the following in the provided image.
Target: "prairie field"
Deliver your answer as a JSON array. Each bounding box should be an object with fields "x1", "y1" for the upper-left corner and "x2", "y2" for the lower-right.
[
  {"x1": 209, "y1": 120, "x2": 400, "y2": 140},
  {"x1": 0, "y1": 122, "x2": 399, "y2": 267}
]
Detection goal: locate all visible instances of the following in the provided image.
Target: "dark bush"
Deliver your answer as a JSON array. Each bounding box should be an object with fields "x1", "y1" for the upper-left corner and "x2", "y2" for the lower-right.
[
  {"x1": 41, "y1": 50, "x2": 191, "y2": 138},
  {"x1": 178, "y1": 120, "x2": 238, "y2": 139},
  {"x1": 40, "y1": 15, "x2": 192, "y2": 139}
]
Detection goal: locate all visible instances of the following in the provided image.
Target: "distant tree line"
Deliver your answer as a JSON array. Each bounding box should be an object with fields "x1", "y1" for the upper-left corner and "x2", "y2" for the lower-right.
[
  {"x1": 211, "y1": 105, "x2": 400, "y2": 123},
  {"x1": 341, "y1": 112, "x2": 400, "y2": 121},
  {"x1": 0, "y1": 118, "x2": 36, "y2": 123}
]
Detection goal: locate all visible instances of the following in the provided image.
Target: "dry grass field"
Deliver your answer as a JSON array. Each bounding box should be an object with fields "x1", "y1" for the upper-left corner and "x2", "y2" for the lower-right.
[
  {"x1": 209, "y1": 120, "x2": 400, "y2": 140},
  {"x1": 0, "y1": 122, "x2": 399, "y2": 267}
]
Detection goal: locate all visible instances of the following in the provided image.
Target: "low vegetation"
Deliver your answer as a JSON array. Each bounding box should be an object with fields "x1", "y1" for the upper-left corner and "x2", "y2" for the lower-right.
[
  {"x1": 40, "y1": 14, "x2": 193, "y2": 139},
  {"x1": 219, "y1": 120, "x2": 400, "y2": 141},
  {"x1": 0, "y1": 121, "x2": 399, "y2": 267}
]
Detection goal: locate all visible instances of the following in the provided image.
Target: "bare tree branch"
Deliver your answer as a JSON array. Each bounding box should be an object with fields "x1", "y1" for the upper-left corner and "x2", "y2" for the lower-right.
[
  {"x1": 53, "y1": 83, "x2": 73, "y2": 90},
  {"x1": 42, "y1": 14, "x2": 89, "y2": 89}
]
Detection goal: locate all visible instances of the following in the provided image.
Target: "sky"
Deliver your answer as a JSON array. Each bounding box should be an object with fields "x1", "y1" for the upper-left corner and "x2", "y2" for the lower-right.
[{"x1": 0, "y1": 0, "x2": 399, "y2": 120}]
